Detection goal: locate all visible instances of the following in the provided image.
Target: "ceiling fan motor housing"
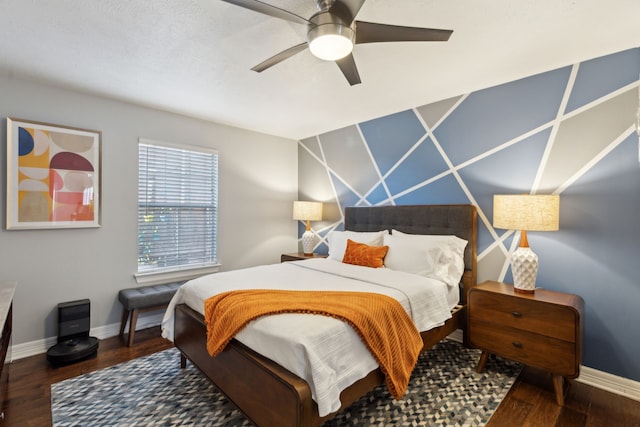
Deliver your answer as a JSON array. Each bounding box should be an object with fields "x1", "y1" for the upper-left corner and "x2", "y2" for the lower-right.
[{"x1": 307, "y1": 12, "x2": 355, "y2": 61}]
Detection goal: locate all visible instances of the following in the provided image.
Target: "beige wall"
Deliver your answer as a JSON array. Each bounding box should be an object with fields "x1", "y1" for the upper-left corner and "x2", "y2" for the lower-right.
[{"x1": 0, "y1": 73, "x2": 298, "y2": 349}]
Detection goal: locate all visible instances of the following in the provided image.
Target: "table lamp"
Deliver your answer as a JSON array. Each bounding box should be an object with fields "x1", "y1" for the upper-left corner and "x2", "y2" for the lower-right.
[
  {"x1": 293, "y1": 201, "x2": 323, "y2": 255},
  {"x1": 493, "y1": 194, "x2": 559, "y2": 293}
]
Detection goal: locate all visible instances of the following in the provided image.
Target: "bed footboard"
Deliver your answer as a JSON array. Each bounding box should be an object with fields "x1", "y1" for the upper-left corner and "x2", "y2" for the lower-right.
[
  {"x1": 174, "y1": 302, "x2": 463, "y2": 427},
  {"x1": 175, "y1": 303, "x2": 316, "y2": 426},
  {"x1": 174, "y1": 304, "x2": 388, "y2": 426}
]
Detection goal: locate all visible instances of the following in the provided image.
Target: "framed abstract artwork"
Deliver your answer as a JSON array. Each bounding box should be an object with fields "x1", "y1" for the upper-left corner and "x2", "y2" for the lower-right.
[{"x1": 6, "y1": 118, "x2": 101, "y2": 229}]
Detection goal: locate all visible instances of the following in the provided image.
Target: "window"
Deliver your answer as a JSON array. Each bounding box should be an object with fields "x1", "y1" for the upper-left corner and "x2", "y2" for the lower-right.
[{"x1": 137, "y1": 139, "x2": 218, "y2": 280}]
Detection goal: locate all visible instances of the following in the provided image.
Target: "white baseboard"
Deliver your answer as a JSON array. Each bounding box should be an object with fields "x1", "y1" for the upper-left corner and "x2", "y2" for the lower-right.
[
  {"x1": 10, "y1": 312, "x2": 164, "y2": 361},
  {"x1": 10, "y1": 325, "x2": 640, "y2": 404},
  {"x1": 577, "y1": 365, "x2": 640, "y2": 402}
]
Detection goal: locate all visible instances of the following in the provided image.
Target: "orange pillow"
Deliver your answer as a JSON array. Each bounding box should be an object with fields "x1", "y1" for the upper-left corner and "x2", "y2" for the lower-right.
[{"x1": 342, "y1": 239, "x2": 389, "y2": 268}]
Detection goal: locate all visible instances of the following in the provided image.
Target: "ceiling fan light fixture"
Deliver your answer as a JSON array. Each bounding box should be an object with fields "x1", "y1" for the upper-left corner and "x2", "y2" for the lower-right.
[{"x1": 308, "y1": 23, "x2": 354, "y2": 61}]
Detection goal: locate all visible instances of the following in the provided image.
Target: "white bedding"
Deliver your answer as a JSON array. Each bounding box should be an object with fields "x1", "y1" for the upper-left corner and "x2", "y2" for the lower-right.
[{"x1": 161, "y1": 258, "x2": 456, "y2": 417}]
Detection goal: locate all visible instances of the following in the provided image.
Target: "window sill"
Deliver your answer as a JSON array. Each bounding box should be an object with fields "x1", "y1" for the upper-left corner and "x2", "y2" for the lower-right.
[{"x1": 134, "y1": 264, "x2": 220, "y2": 285}]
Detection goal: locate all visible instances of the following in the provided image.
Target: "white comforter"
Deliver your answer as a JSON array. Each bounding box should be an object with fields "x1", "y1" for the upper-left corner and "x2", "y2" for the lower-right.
[{"x1": 161, "y1": 258, "x2": 454, "y2": 416}]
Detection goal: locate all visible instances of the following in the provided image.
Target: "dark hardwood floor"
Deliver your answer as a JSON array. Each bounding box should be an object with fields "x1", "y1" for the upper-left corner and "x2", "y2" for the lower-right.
[
  {"x1": 4, "y1": 327, "x2": 173, "y2": 427},
  {"x1": 4, "y1": 328, "x2": 640, "y2": 426}
]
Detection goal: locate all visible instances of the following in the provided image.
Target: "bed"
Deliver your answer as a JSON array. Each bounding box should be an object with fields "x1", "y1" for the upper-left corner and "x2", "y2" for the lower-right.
[{"x1": 163, "y1": 204, "x2": 477, "y2": 427}]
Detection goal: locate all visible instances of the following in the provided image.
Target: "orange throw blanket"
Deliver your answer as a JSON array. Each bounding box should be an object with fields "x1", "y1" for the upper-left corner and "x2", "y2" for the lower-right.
[{"x1": 204, "y1": 290, "x2": 424, "y2": 400}]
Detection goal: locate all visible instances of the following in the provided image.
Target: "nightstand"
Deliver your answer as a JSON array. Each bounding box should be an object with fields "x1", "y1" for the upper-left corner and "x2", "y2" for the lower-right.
[
  {"x1": 280, "y1": 252, "x2": 328, "y2": 262},
  {"x1": 468, "y1": 281, "x2": 584, "y2": 406}
]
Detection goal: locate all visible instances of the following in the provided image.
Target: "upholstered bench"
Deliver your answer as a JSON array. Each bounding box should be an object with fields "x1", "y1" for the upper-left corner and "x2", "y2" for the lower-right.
[{"x1": 118, "y1": 282, "x2": 182, "y2": 346}]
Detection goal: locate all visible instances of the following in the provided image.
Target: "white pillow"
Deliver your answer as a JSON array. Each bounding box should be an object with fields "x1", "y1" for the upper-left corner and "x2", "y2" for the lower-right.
[
  {"x1": 327, "y1": 230, "x2": 389, "y2": 261},
  {"x1": 389, "y1": 230, "x2": 468, "y2": 287},
  {"x1": 383, "y1": 233, "x2": 445, "y2": 278}
]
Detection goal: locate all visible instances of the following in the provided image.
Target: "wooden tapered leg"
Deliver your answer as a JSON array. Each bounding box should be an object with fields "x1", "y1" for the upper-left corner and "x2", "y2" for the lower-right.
[
  {"x1": 119, "y1": 309, "x2": 129, "y2": 337},
  {"x1": 552, "y1": 374, "x2": 565, "y2": 405},
  {"x1": 476, "y1": 351, "x2": 490, "y2": 373}
]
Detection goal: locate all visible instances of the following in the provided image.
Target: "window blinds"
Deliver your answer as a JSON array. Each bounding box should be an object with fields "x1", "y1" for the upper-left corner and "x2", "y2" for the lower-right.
[{"x1": 138, "y1": 141, "x2": 218, "y2": 273}]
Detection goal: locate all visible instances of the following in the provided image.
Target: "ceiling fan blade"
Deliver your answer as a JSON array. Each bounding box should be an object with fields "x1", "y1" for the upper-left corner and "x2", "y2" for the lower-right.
[
  {"x1": 251, "y1": 42, "x2": 308, "y2": 72},
  {"x1": 355, "y1": 21, "x2": 453, "y2": 44},
  {"x1": 222, "y1": 0, "x2": 308, "y2": 25},
  {"x1": 329, "y1": 0, "x2": 367, "y2": 24},
  {"x1": 335, "y1": 54, "x2": 361, "y2": 86}
]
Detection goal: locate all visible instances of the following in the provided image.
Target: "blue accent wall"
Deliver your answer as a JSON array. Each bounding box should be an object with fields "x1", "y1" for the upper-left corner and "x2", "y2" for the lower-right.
[{"x1": 298, "y1": 48, "x2": 640, "y2": 382}]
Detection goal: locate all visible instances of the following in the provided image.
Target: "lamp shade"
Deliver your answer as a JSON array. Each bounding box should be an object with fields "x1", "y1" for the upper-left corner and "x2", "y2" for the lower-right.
[
  {"x1": 493, "y1": 194, "x2": 559, "y2": 231},
  {"x1": 292, "y1": 201, "x2": 323, "y2": 221}
]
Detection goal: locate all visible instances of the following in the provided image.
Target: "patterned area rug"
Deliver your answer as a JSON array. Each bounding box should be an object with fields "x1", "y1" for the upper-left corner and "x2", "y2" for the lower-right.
[{"x1": 51, "y1": 340, "x2": 520, "y2": 426}]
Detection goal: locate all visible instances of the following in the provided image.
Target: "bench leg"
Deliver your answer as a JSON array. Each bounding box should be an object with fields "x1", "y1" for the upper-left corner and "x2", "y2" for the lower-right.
[
  {"x1": 119, "y1": 309, "x2": 130, "y2": 338},
  {"x1": 128, "y1": 309, "x2": 139, "y2": 347},
  {"x1": 180, "y1": 353, "x2": 187, "y2": 369}
]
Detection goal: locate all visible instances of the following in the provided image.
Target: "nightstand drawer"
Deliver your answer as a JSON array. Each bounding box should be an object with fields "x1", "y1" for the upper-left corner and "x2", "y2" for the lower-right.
[
  {"x1": 471, "y1": 320, "x2": 577, "y2": 376},
  {"x1": 469, "y1": 291, "x2": 577, "y2": 342}
]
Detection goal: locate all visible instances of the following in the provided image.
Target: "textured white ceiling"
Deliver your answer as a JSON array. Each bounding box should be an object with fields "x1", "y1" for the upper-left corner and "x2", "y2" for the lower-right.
[{"x1": 0, "y1": 0, "x2": 638, "y2": 140}]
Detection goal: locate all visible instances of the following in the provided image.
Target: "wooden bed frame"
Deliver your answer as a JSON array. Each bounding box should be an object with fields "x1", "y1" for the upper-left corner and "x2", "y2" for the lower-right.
[{"x1": 173, "y1": 204, "x2": 477, "y2": 426}]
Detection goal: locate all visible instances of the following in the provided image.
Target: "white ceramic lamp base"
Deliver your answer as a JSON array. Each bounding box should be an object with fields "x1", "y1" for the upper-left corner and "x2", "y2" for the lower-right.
[
  {"x1": 301, "y1": 230, "x2": 314, "y2": 255},
  {"x1": 511, "y1": 247, "x2": 538, "y2": 293}
]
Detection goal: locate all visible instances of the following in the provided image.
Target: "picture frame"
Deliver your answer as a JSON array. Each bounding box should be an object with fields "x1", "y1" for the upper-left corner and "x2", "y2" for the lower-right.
[{"x1": 6, "y1": 118, "x2": 101, "y2": 230}]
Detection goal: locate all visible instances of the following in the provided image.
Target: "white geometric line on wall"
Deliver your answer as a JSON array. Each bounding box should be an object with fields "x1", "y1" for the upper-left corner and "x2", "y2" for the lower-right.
[
  {"x1": 377, "y1": 131, "x2": 429, "y2": 183},
  {"x1": 299, "y1": 138, "x2": 323, "y2": 166},
  {"x1": 356, "y1": 122, "x2": 435, "y2": 206},
  {"x1": 437, "y1": 159, "x2": 489, "y2": 245},
  {"x1": 421, "y1": 113, "x2": 494, "y2": 243},
  {"x1": 386, "y1": 169, "x2": 453, "y2": 203},
  {"x1": 315, "y1": 225, "x2": 338, "y2": 251},
  {"x1": 564, "y1": 80, "x2": 640, "y2": 122},
  {"x1": 314, "y1": 134, "x2": 344, "y2": 214},
  {"x1": 534, "y1": 68, "x2": 636, "y2": 195},
  {"x1": 454, "y1": 120, "x2": 554, "y2": 172},
  {"x1": 300, "y1": 139, "x2": 369, "y2": 209},
  {"x1": 329, "y1": 171, "x2": 369, "y2": 206},
  {"x1": 540, "y1": 90, "x2": 638, "y2": 192},
  {"x1": 478, "y1": 230, "x2": 513, "y2": 260},
  {"x1": 430, "y1": 94, "x2": 469, "y2": 131},
  {"x1": 298, "y1": 141, "x2": 340, "y2": 213},
  {"x1": 416, "y1": 115, "x2": 458, "y2": 202},
  {"x1": 298, "y1": 139, "x2": 347, "y2": 247},
  {"x1": 555, "y1": 125, "x2": 636, "y2": 195},
  {"x1": 316, "y1": 135, "x2": 342, "y2": 217},
  {"x1": 532, "y1": 64, "x2": 580, "y2": 193},
  {"x1": 355, "y1": 123, "x2": 393, "y2": 205}
]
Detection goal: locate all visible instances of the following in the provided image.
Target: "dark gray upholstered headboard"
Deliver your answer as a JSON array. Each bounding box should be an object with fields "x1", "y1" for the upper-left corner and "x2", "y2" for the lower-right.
[{"x1": 344, "y1": 204, "x2": 478, "y2": 287}]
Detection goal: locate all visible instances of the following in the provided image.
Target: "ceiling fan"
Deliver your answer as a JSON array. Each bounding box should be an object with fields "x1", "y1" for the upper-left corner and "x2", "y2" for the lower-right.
[{"x1": 223, "y1": 0, "x2": 453, "y2": 85}]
